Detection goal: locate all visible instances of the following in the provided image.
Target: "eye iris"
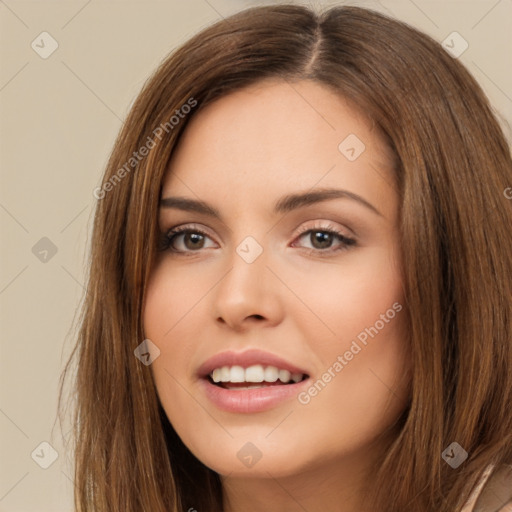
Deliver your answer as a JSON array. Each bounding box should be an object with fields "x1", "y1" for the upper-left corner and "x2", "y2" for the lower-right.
[
  {"x1": 311, "y1": 231, "x2": 332, "y2": 249},
  {"x1": 184, "y1": 232, "x2": 204, "y2": 250}
]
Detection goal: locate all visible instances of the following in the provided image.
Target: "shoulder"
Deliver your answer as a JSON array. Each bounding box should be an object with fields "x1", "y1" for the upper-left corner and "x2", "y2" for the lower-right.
[{"x1": 472, "y1": 464, "x2": 512, "y2": 512}]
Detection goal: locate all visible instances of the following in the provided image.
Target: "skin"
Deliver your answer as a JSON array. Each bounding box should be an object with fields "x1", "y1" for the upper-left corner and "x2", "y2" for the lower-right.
[{"x1": 143, "y1": 79, "x2": 411, "y2": 512}]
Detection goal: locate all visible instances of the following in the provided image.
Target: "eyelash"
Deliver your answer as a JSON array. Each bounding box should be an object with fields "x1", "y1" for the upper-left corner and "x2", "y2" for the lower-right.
[{"x1": 158, "y1": 222, "x2": 357, "y2": 257}]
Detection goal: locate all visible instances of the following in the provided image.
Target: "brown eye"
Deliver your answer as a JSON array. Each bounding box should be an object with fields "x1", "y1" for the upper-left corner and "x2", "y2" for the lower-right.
[
  {"x1": 293, "y1": 225, "x2": 357, "y2": 256},
  {"x1": 181, "y1": 232, "x2": 206, "y2": 250},
  {"x1": 309, "y1": 231, "x2": 335, "y2": 250},
  {"x1": 159, "y1": 227, "x2": 216, "y2": 253}
]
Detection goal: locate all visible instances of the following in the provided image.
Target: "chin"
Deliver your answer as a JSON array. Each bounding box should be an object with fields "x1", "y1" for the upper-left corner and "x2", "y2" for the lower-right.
[{"x1": 182, "y1": 429, "x2": 322, "y2": 479}]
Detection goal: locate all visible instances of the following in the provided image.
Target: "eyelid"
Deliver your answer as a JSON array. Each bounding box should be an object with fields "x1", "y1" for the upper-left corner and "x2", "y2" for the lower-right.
[
  {"x1": 293, "y1": 220, "x2": 354, "y2": 239},
  {"x1": 163, "y1": 222, "x2": 221, "y2": 242}
]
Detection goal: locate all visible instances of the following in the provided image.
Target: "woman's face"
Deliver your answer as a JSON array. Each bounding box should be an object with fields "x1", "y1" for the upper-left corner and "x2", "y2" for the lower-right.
[{"x1": 143, "y1": 79, "x2": 410, "y2": 479}]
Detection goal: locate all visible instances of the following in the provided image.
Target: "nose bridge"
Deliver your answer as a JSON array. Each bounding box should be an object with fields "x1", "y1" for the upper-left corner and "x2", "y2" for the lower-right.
[
  {"x1": 235, "y1": 234, "x2": 266, "y2": 266},
  {"x1": 223, "y1": 232, "x2": 269, "y2": 293},
  {"x1": 212, "y1": 230, "x2": 281, "y2": 327}
]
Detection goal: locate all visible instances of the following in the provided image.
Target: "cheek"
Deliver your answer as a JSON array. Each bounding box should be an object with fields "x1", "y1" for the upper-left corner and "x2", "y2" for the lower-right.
[
  {"x1": 142, "y1": 258, "x2": 225, "y2": 362},
  {"x1": 304, "y1": 314, "x2": 410, "y2": 423},
  {"x1": 142, "y1": 264, "x2": 201, "y2": 401},
  {"x1": 143, "y1": 261, "x2": 208, "y2": 339},
  {"x1": 142, "y1": 266, "x2": 209, "y2": 444},
  {"x1": 291, "y1": 247, "x2": 410, "y2": 431},
  {"x1": 288, "y1": 246, "x2": 404, "y2": 349},
  {"x1": 294, "y1": 286, "x2": 410, "y2": 459}
]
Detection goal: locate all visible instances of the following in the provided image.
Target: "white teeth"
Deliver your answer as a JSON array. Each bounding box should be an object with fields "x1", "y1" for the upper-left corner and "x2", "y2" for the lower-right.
[
  {"x1": 264, "y1": 366, "x2": 279, "y2": 382},
  {"x1": 230, "y1": 365, "x2": 245, "y2": 383},
  {"x1": 209, "y1": 365, "x2": 305, "y2": 384},
  {"x1": 220, "y1": 366, "x2": 230, "y2": 382},
  {"x1": 278, "y1": 369, "x2": 291, "y2": 383},
  {"x1": 212, "y1": 368, "x2": 221, "y2": 383},
  {"x1": 245, "y1": 365, "x2": 264, "y2": 382}
]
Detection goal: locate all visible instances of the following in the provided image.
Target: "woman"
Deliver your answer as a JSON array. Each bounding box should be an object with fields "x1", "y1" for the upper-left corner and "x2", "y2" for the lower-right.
[{"x1": 59, "y1": 5, "x2": 512, "y2": 511}]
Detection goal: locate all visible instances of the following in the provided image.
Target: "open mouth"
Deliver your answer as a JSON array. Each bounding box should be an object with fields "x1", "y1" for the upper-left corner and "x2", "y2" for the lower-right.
[
  {"x1": 199, "y1": 355, "x2": 312, "y2": 412},
  {"x1": 207, "y1": 365, "x2": 309, "y2": 390}
]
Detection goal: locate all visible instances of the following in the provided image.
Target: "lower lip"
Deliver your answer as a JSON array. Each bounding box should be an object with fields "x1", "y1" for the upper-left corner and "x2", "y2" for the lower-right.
[{"x1": 200, "y1": 378, "x2": 310, "y2": 413}]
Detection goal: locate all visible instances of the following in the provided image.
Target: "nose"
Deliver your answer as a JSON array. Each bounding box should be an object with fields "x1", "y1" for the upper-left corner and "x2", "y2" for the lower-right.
[{"x1": 212, "y1": 242, "x2": 284, "y2": 332}]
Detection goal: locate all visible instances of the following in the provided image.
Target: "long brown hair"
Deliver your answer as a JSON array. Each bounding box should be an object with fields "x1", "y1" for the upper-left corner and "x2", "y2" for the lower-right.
[{"x1": 58, "y1": 5, "x2": 512, "y2": 511}]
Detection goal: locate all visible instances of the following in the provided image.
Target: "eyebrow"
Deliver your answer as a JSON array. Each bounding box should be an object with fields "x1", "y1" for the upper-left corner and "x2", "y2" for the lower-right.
[{"x1": 159, "y1": 188, "x2": 383, "y2": 219}]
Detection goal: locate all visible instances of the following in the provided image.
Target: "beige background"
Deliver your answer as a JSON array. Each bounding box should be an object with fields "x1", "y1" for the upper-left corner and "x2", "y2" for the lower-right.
[{"x1": 0, "y1": 0, "x2": 511, "y2": 510}]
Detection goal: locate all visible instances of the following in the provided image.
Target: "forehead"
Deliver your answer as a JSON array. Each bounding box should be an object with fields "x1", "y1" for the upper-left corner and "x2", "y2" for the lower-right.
[{"x1": 161, "y1": 79, "x2": 395, "y2": 217}]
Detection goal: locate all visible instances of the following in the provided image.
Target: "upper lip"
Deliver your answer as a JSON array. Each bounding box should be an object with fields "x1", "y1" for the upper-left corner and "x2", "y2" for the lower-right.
[{"x1": 197, "y1": 349, "x2": 310, "y2": 379}]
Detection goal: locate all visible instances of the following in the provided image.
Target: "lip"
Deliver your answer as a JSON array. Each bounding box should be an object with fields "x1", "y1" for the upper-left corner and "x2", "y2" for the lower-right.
[
  {"x1": 199, "y1": 377, "x2": 310, "y2": 413},
  {"x1": 196, "y1": 349, "x2": 311, "y2": 414}
]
